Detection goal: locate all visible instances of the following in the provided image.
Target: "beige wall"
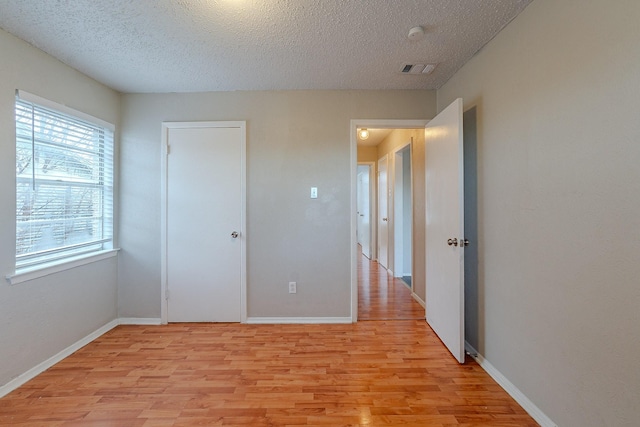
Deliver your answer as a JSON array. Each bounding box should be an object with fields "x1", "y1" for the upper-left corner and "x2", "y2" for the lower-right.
[
  {"x1": 7, "y1": 0, "x2": 637, "y2": 421},
  {"x1": 118, "y1": 90, "x2": 437, "y2": 319},
  {"x1": 357, "y1": 145, "x2": 377, "y2": 163},
  {"x1": 438, "y1": 0, "x2": 640, "y2": 424},
  {"x1": 0, "y1": 29, "x2": 120, "y2": 388}
]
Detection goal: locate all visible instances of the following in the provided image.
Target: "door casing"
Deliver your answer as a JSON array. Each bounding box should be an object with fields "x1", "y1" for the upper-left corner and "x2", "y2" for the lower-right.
[{"x1": 393, "y1": 142, "x2": 413, "y2": 281}]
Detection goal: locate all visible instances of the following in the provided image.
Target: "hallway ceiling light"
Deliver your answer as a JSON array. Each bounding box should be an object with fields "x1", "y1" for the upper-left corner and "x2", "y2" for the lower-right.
[{"x1": 358, "y1": 128, "x2": 370, "y2": 140}]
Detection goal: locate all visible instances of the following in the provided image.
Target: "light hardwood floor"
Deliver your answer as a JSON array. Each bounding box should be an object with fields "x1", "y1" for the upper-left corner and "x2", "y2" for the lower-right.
[
  {"x1": 357, "y1": 247, "x2": 424, "y2": 320},
  {"x1": 0, "y1": 253, "x2": 538, "y2": 426}
]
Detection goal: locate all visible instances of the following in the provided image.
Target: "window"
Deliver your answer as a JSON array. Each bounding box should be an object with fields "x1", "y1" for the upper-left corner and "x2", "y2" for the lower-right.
[{"x1": 15, "y1": 91, "x2": 114, "y2": 271}]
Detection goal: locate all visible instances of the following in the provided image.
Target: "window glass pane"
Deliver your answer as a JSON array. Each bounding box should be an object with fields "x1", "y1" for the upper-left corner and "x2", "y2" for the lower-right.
[{"x1": 15, "y1": 96, "x2": 114, "y2": 269}]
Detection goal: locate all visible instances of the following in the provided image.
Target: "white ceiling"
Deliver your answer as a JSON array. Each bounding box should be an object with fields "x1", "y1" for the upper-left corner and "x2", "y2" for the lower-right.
[{"x1": 0, "y1": 0, "x2": 532, "y2": 94}]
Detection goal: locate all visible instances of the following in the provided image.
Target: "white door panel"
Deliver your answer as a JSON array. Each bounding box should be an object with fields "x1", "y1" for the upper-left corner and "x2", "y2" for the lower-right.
[
  {"x1": 378, "y1": 156, "x2": 389, "y2": 269},
  {"x1": 425, "y1": 98, "x2": 465, "y2": 363},
  {"x1": 166, "y1": 125, "x2": 244, "y2": 322},
  {"x1": 357, "y1": 165, "x2": 372, "y2": 258}
]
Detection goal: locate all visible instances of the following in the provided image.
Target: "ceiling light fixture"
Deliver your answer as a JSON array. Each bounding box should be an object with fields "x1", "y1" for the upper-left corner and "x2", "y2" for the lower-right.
[{"x1": 358, "y1": 128, "x2": 369, "y2": 140}]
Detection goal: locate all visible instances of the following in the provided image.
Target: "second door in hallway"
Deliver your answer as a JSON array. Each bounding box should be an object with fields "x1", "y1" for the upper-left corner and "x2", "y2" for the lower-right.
[{"x1": 377, "y1": 155, "x2": 389, "y2": 269}]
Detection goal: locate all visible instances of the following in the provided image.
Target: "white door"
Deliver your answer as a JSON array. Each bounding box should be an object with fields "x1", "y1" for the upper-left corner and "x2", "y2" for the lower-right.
[
  {"x1": 377, "y1": 156, "x2": 389, "y2": 269},
  {"x1": 357, "y1": 165, "x2": 372, "y2": 258},
  {"x1": 425, "y1": 98, "x2": 465, "y2": 363},
  {"x1": 164, "y1": 123, "x2": 245, "y2": 322}
]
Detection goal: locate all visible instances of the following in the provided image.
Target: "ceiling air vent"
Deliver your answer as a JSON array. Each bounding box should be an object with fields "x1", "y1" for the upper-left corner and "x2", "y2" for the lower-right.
[{"x1": 400, "y1": 63, "x2": 437, "y2": 75}]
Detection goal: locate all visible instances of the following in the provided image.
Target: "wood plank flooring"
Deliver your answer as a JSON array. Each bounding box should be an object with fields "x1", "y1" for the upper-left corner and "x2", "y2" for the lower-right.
[
  {"x1": 0, "y1": 252, "x2": 538, "y2": 426},
  {"x1": 357, "y1": 249, "x2": 424, "y2": 320}
]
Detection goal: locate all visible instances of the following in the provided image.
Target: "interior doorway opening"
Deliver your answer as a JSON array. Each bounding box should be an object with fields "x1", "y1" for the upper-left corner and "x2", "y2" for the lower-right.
[
  {"x1": 394, "y1": 144, "x2": 412, "y2": 288},
  {"x1": 351, "y1": 120, "x2": 427, "y2": 322}
]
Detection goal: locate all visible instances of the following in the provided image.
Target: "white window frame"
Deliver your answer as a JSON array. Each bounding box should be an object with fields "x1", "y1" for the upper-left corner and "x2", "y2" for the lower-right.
[{"x1": 7, "y1": 91, "x2": 117, "y2": 285}]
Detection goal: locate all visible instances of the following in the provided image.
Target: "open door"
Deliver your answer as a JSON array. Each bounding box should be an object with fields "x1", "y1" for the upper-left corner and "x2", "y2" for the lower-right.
[{"x1": 425, "y1": 98, "x2": 465, "y2": 363}]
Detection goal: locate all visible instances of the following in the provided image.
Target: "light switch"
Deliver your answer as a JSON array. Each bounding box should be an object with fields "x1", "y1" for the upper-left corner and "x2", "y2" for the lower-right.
[{"x1": 310, "y1": 187, "x2": 318, "y2": 199}]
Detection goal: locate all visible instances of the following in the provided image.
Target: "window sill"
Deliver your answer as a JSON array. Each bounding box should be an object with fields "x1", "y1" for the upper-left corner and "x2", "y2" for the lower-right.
[{"x1": 6, "y1": 249, "x2": 120, "y2": 285}]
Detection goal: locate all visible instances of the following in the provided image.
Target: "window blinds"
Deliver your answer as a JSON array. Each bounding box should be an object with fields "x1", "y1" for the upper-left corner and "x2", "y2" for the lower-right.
[{"x1": 15, "y1": 93, "x2": 114, "y2": 269}]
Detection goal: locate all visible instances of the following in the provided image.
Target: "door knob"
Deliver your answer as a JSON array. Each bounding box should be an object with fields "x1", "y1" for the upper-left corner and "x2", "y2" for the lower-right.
[
  {"x1": 447, "y1": 238, "x2": 458, "y2": 246},
  {"x1": 231, "y1": 231, "x2": 240, "y2": 238},
  {"x1": 382, "y1": 217, "x2": 388, "y2": 221},
  {"x1": 463, "y1": 239, "x2": 470, "y2": 246}
]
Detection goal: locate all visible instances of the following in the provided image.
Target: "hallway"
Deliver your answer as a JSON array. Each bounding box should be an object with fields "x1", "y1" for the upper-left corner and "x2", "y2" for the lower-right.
[{"x1": 357, "y1": 247, "x2": 424, "y2": 320}]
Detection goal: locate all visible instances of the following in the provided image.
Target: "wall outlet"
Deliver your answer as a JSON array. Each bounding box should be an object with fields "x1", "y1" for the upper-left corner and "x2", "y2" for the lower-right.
[{"x1": 288, "y1": 281, "x2": 297, "y2": 294}]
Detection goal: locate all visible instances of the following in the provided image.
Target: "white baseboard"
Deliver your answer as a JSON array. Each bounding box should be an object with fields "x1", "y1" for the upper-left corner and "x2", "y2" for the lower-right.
[
  {"x1": 118, "y1": 317, "x2": 162, "y2": 325},
  {"x1": 411, "y1": 292, "x2": 426, "y2": 309},
  {"x1": 465, "y1": 342, "x2": 557, "y2": 427},
  {"x1": 0, "y1": 317, "x2": 165, "y2": 398},
  {"x1": 246, "y1": 317, "x2": 352, "y2": 324},
  {"x1": 0, "y1": 319, "x2": 119, "y2": 398}
]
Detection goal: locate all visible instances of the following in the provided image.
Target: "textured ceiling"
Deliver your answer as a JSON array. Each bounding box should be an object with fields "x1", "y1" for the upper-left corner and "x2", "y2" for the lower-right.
[{"x1": 0, "y1": 0, "x2": 532, "y2": 93}]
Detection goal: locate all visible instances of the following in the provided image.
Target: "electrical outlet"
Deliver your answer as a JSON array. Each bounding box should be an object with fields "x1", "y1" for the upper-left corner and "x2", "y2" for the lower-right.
[{"x1": 288, "y1": 281, "x2": 297, "y2": 294}]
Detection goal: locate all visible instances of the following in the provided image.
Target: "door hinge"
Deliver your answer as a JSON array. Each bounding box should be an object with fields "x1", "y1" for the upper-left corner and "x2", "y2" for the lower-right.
[
  {"x1": 166, "y1": 145, "x2": 170, "y2": 155},
  {"x1": 166, "y1": 289, "x2": 170, "y2": 300}
]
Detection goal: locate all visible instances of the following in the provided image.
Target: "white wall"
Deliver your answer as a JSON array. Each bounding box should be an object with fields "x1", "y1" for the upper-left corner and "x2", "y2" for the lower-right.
[
  {"x1": 118, "y1": 91, "x2": 436, "y2": 319},
  {"x1": 438, "y1": 0, "x2": 640, "y2": 424},
  {"x1": 0, "y1": 30, "x2": 120, "y2": 387}
]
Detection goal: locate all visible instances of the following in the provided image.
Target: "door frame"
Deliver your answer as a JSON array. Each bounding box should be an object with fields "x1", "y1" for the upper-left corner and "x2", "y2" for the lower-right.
[
  {"x1": 393, "y1": 141, "x2": 413, "y2": 283},
  {"x1": 160, "y1": 121, "x2": 247, "y2": 324},
  {"x1": 350, "y1": 119, "x2": 428, "y2": 322}
]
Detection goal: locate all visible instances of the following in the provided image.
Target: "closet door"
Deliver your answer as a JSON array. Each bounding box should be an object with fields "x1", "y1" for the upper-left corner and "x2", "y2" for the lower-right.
[{"x1": 163, "y1": 122, "x2": 246, "y2": 322}]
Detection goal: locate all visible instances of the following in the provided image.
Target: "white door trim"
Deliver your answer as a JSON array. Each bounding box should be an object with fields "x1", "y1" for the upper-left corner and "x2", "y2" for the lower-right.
[
  {"x1": 160, "y1": 121, "x2": 247, "y2": 324},
  {"x1": 350, "y1": 119, "x2": 428, "y2": 322}
]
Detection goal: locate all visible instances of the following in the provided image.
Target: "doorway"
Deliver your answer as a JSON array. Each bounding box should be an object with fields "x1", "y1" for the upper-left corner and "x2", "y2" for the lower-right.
[
  {"x1": 351, "y1": 120, "x2": 428, "y2": 322},
  {"x1": 352, "y1": 100, "x2": 472, "y2": 364},
  {"x1": 393, "y1": 143, "x2": 412, "y2": 288}
]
